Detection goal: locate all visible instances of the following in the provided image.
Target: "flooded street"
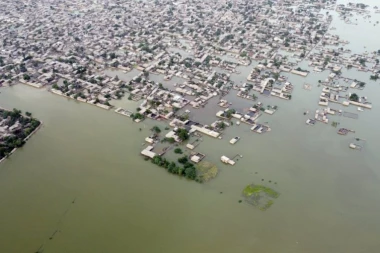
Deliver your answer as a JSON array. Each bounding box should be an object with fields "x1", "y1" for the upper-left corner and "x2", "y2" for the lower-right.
[{"x1": 1, "y1": 0, "x2": 380, "y2": 252}]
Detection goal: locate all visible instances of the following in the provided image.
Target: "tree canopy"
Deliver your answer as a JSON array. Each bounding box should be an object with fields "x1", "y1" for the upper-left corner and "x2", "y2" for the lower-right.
[{"x1": 177, "y1": 128, "x2": 189, "y2": 141}]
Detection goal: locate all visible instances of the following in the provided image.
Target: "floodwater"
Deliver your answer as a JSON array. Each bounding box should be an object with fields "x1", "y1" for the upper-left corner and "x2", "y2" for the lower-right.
[{"x1": 1, "y1": 1, "x2": 380, "y2": 252}]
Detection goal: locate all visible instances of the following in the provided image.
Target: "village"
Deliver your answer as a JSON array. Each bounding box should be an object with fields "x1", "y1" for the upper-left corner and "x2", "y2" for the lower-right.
[
  {"x1": 0, "y1": 107, "x2": 41, "y2": 162},
  {"x1": 1, "y1": 0, "x2": 379, "y2": 172}
]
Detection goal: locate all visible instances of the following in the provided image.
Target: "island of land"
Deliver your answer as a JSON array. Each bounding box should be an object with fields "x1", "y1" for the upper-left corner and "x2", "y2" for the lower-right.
[{"x1": 0, "y1": 108, "x2": 41, "y2": 162}]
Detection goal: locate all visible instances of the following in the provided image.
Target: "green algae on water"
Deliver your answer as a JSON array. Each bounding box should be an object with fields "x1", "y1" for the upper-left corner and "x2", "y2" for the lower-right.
[{"x1": 242, "y1": 184, "x2": 279, "y2": 211}]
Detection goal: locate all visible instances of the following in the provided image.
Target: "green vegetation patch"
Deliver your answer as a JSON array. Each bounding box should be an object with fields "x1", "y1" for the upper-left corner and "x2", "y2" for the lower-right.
[
  {"x1": 174, "y1": 148, "x2": 183, "y2": 154},
  {"x1": 196, "y1": 161, "x2": 218, "y2": 183},
  {"x1": 242, "y1": 184, "x2": 279, "y2": 211}
]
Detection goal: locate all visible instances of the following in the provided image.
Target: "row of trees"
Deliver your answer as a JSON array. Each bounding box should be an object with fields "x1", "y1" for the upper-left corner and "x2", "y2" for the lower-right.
[{"x1": 150, "y1": 155, "x2": 197, "y2": 181}]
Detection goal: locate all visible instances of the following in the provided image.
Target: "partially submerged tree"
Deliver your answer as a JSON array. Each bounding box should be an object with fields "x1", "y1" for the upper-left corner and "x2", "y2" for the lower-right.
[
  {"x1": 349, "y1": 93, "x2": 359, "y2": 102},
  {"x1": 177, "y1": 128, "x2": 189, "y2": 141}
]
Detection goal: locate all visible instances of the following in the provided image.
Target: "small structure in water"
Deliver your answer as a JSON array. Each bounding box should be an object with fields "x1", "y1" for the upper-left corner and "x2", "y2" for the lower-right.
[
  {"x1": 229, "y1": 136, "x2": 240, "y2": 144},
  {"x1": 141, "y1": 145, "x2": 157, "y2": 158},
  {"x1": 250, "y1": 123, "x2": 271, "y2": 134},
  {"x1": 306, "y1": 119, "x2": 316, "y2": 125},
  {"x1": 221, "y1": 155, "x2": 235, "y2": 165},
  {"x1": 189, "y1": 152, "x2": 205, "y2": 163},
  {"x1": 338, "y1": 128, "x2": 355, "y2": 135},
  {"x1": 349, "y1": 143, "x2": 359, "y2": 149},
  {"x1": 315, "y1": 109, "x2": 329, "y2": 123},
  {"x1": 303, "y1": 83, "x2": 312, "y2": 90},
  {"x1": 349, "y1": 138, "x2": 366, "y2": 151}
]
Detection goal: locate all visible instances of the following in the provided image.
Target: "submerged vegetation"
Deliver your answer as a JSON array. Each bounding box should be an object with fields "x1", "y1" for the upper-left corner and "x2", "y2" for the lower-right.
[
  {"x1": 243, "y1": 184, "x2": 279, "y2": 198},
  {"x1": 151, "y1": 125, "x2": 161, "y2": 134},
  {"x1": 196, "y1": 161, "x2": 218, "y2": 182},
  {"x1": 242, "y1": 184, "x2": 279, "y2": 211},
  {"x1": 174, "y1": 148, "x2": 183, "y2": 154}
]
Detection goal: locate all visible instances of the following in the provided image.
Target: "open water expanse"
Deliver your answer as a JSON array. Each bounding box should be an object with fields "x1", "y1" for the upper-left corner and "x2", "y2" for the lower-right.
[{"x1": 1, "y1": 0, "x2": 380, "y2": 252}]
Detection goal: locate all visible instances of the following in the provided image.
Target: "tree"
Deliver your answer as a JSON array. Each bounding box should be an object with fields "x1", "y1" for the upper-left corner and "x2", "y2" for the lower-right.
[
  {"x1": 184, "y1": 166, "x2": 197, "y2": 179},
  {"x1": 225, "y1": 109, "x2": 236, "y2": 118},
  {"x1": 25, "y1": 112, "x2": 32, "y2": 117},
  {"x1": 152, "y1": 155, "x2": 162, "y2": 165},
  {"x1": 349, "y1": 93, "x2": 359, "y2": 102},
  {"x1": 12, "y1": 108, "x2": 22, "y2": 117},
  {"x1": 240, "y1": 52, "x2": 247, "y2": 57},
  {"x1": 152, "y1": 126, "x2": 161, "y2": 134},
  {"x1": 177, "y1": 128, "x2": 189, "y2": 141},
  {"x1": 52, "y1": 83, "x2": 59, "y2": 89},
  {"x1": 132, "y1": 113, "x2": 144, "y2": 120},
  {"x1": 178, "y1": 156, "x2": 188, "y2": 164},
  {"x1": 194, "y1": 61, "x2": 201, "y2": 67},
  {"x1": 174, "y1": 148, "x2": 183, "y2": 154},
  {"x1": 23, "y1": 74, "x2": 30, "y2": 81},
  {"x1": 109, "y1": 52, "x2": 116, "y2": 59},
  {"x1": 216, "y1": 122, "x2": 226, "y2": 130},
  {"x1": 163, "y1": 137, "x2": 175, "y2": 144},
  {"x1": 168, "y1": 162, "x2": 176, "y2": 173}
]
